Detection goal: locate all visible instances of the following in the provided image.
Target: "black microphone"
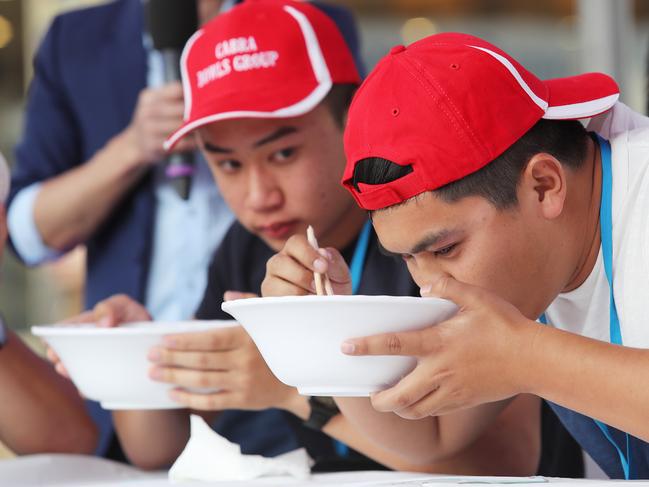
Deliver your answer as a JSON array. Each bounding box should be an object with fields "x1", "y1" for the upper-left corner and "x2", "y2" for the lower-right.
[{"x1": 145, "y1": 0, "x2": 199, "y2": 200}]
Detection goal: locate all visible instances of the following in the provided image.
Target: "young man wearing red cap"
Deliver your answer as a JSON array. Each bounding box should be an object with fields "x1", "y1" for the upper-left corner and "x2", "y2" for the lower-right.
[
  {"x1": 263, "y1": 32, "x2": 649, "y2": 479},
  {"x1": 59, "y1": 7, "x2": 581, "y2": 476}
]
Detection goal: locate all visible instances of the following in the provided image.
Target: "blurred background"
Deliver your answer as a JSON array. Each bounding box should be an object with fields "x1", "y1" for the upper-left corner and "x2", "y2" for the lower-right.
[
  {"x1": 0, "y1": 0, "x2": 647, "y2": 331},
  {"x1": 0, "y1": 0, "x2": 646, "y2": 469}
]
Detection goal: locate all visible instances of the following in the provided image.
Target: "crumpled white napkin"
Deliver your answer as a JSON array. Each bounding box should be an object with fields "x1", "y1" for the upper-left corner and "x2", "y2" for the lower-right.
[{"x1": 169, "y1": 414, "x2": 312, "y2": 482}]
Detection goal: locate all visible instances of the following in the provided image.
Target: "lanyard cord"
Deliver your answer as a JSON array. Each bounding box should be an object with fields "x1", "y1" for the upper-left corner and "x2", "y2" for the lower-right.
[
  {"x1": 593, "y1": 135, "x2": 631, "y2": 480},
  {"x1": 350, "y1": 220, "x2": 372, "y2": 294},
  {"x1": 540, "y1": 136, "x2": 631, "y2": 479},
  {"x1": 334, "y1": 220, "x2": 372, "y2": 458}
]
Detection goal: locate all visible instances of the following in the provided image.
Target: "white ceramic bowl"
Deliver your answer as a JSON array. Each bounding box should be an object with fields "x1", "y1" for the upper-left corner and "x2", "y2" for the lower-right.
[
  {"x1": 222, "y1": 295, "x2": 458, "y2": 396},
  {"x1": 32, "y1": 320, "x2": 237, "y2": 410}
]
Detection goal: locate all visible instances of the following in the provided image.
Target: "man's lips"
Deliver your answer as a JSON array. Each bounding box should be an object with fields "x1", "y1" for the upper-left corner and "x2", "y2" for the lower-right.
[{"x1": 255, "y1": 220, "x2": 300, "y2": 239}]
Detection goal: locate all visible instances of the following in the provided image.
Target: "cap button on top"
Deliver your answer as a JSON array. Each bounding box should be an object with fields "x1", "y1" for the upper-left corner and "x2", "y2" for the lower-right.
[{"x1": 390, "y1": 45, "x2": 406, "y2": 55}]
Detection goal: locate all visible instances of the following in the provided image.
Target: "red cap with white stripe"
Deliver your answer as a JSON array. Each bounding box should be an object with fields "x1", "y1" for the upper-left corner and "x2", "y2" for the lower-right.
[
  {"x1": 164, "y1": 0, "x2": 360, "y2": 151},
  {"x1": 342, "y1": 32, "x2": 620, "y2": 211}
]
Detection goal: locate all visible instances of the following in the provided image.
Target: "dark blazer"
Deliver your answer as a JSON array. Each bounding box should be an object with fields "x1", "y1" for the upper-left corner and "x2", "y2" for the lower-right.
[{"x1": 9, "y1": 0, "x2": 153, "y2": 310}]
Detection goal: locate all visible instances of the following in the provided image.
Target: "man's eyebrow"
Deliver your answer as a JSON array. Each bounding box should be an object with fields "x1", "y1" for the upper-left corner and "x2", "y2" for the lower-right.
[
  {"x1": 252, "y1": 126, "x2": 298, "y2": 148},
  {"x1": 203, "y1": 141, "x2": 233, "y2": 154},
  {"x1": 408, "y1": 230, "x2": 456, "y2": 255},
  {"x1": 379, "y1": 229, "x2": 460, "y2": 258}
]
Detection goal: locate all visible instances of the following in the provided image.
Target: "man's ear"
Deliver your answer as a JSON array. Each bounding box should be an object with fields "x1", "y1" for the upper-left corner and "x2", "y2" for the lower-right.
[{"x1": 519, "y1": 153, "x2": 568, "y2": 220}]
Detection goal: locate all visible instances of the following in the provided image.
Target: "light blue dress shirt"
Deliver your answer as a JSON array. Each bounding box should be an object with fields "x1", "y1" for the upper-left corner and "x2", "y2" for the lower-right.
[
  {"x1": 9, "y1": 34, "x2": 234, "y2": 321},
  {"x1": 8, "y1": 182, "x2": 62, "y2": 266}
]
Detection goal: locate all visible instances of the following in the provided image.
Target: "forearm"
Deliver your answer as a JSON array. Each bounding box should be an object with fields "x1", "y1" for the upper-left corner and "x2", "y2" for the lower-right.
[
  {"x1": 331, "y1": 396, "x2": 510, "y2": 466},
  {"x1": 113, "y1": 408, "x2": 222, "y2": 470},
  {"x1": 325, "y1": 414, "x2": 521, "y2": 475},
  {"x1": 34, "y1": 130, "x2": 148, "y2": 250},
  {"x1": 283, "y1": 393, "x2": 436, "y2": 471},
  {"x1": 0, "y1": 331, "x2": 97, "y2": 454},
  {"x1": 285, "y1": 393, "x2": 533, "y2": 474},
  {"x1": 332, "y1": 397, "x2": 440, "y2": 465},
  {"x1": 525, "y1": 323, "x2": 649, "y2": 441},
  {"x1": 422, "y1": 394, "x2": 540, "y2": 476},
  {"x1": 112, "y1": 409, "x2": 195, "y2": 470}
]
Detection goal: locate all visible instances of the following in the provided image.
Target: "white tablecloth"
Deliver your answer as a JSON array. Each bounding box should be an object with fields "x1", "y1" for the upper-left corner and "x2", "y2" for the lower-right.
[{"x1": 0, "y1": 454, "x2": 645, "y2": 487}]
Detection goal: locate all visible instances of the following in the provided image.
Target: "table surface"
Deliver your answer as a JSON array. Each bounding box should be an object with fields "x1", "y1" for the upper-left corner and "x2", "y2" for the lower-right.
[{"x1": 0, "y1": 454, "x2": 643, "y2": 487}]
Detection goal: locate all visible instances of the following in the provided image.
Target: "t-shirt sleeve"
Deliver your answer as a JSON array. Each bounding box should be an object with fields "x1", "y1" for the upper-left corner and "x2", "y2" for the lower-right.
[
  {"x1": 587, "y1": 102, "x2": 649, "y2": 139},
  {"x1": 644, "y1": 202, "x2": 649, "y2": 276}
]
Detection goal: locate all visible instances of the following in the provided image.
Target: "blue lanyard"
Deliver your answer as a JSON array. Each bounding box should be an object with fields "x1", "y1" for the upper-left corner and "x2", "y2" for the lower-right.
[
  {"x1": 541, "y1": 136, "x2": 631, "y2": 479},
  {"x1": 334, "y1": 220, "x2": 372, "y2": 458},
  {"x1": 350, "y1": 220, "x2": 372, "y2": 294}
]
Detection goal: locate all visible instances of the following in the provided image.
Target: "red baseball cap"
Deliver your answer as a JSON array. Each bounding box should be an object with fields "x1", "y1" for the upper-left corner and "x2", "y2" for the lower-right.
[
  {"x1": 342, "y1": 32, "x2": 620, "y2": 210},
  {"x1": 164, "y1": 0, "x2": 361, "y2": 151}
]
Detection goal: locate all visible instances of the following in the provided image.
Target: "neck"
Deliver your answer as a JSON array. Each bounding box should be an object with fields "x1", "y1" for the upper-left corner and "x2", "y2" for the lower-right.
[{"x1": 562, "y1": 136, "x2": 603, "y2": 293}]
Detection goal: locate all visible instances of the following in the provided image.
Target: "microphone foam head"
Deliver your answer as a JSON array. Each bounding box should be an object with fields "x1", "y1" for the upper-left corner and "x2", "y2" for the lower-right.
[{"x1": 146, "y1": 0, "x2": 199, "y2": 50}]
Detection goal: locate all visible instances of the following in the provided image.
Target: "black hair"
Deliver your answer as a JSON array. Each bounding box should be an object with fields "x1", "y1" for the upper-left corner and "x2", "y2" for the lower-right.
[
  {"x1": 352, "y1": 119, "x2": 590, "y2": 210},
  {"x1": 323, "y1": 83, "x2": 358, "y2": 128}
]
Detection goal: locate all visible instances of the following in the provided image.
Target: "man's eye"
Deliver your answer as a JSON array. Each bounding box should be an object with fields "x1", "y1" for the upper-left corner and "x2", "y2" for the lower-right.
[
  {"x1": 218, "y1": 160, "x2": 242, "y2": 172},
  {"x1": 433, "y1": 243, "x2": 458, "y2": 257},
  {"x1": 272, "y1": 147, "x2": 296, "y2": 162}
]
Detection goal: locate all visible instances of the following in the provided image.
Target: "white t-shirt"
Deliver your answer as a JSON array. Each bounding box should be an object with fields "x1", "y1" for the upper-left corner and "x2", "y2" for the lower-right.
[{"x1": 544, "y1": 126, "x2": 649, "y2": 347}]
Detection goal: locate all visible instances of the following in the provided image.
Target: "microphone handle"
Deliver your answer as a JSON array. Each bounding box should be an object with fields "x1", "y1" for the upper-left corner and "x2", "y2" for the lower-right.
[
  {"x1": 165, "y1": 152, "x2": 194, "y2": 200},
  {"x1": 162, "y1": 50, "x2": 181, "y2": 82},
  {"x1": 161, "y1": 49, "x2": 193, "y2": 200}
]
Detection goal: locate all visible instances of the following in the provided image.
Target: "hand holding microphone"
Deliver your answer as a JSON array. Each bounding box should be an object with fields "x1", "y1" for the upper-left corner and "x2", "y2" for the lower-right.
[
  {"x1": 124, "y1": 82, "x2": 195, "y2": 167},
  {"x1": 145, "y1": 0, "x2": 199, "y2": 199}
]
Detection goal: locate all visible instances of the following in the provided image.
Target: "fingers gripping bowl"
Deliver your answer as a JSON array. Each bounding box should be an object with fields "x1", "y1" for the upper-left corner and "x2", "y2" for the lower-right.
[
  {"x1": 221, "y1": 295, "x2": 458, "y2": 396},
  {"x1": 32, "y1": 320, "x2": 237, "y2": 409}
]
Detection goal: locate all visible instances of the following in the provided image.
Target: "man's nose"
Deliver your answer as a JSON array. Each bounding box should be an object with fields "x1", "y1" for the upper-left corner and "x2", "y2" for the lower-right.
[
  {"x1": 407, "y1": 256, "x2": 448, "y2": 290},
  {"x1": 245, "y1": 168, "x2": 283, "y2": 211}
]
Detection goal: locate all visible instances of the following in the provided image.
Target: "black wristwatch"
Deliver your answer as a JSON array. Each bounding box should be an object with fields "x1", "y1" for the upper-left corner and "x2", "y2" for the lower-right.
[
  {"x1": 0, "y1": 315, "x2": 7, "y2": 351},
  {"x1": 304, "y1": 396, "x2": 340, "y2": 430}
]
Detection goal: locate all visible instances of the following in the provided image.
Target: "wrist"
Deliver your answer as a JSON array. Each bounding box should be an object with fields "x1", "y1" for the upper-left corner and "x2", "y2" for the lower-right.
[
  {"x1": 303, "y1": 396, "x2": 340, "y2": 431},
  {"x1": 105, "y1": 128, "x2": 149, "y2": 174},
  {"x1": 280, "y1": 390, "x2": 310, "y2": 420},
  {"x1": 511, "y1": 317, "x2": 545, "y2": 395}
]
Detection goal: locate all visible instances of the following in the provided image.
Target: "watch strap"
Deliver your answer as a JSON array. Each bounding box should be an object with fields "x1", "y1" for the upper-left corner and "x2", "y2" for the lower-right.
[{"x1": 304, "y1": 396, "x2": 340, "y2": 430}]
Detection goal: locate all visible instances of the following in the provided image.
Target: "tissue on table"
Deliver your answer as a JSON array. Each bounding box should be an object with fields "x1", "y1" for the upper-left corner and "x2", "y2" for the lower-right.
[{"x1": 169, "y1": 414, "x2": 312, "y2": 482}]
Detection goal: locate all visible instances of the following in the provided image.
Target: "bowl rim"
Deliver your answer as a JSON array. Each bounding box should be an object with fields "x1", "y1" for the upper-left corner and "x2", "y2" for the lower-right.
[
  {"x1": 31, "y1": 320, "x2": 237, "y2": 337},
  {"x1": 221, "y1": 294, "x2": 456, "y2": 313}
]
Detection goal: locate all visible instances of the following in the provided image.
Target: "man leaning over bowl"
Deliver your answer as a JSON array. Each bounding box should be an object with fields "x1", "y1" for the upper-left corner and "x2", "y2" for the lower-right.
[
  {"x1": 0, "y1": 152, "x2": 97, "y2": 454},
  {"x1": 262, "y1": 32, "x2": 649, "y2": 479},
  {"x1": 54, "y1": 1, "x2": 577, "y2": 476}
]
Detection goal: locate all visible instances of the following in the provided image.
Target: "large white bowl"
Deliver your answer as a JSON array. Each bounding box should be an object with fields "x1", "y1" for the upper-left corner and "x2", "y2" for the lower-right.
[
  {"x1": 222, "y1": 295, "x2": 458, "y2": 396},
  {"x1": 32, "y1": 320, "x2": 237, "y2": 410}
]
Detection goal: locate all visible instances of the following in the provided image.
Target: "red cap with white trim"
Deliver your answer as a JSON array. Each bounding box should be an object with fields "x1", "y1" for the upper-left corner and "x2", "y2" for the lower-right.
[
  {"x1": 164, "y1": 0, "x2": 361, "y2": 151},
  {"x1": 342, "y1": 32, "x2": 620, "y2": 211}
]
